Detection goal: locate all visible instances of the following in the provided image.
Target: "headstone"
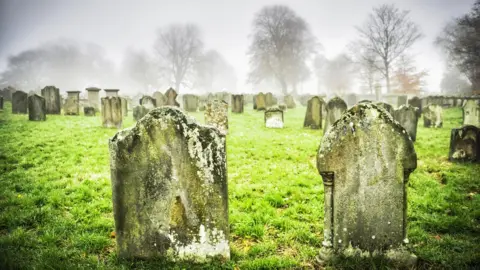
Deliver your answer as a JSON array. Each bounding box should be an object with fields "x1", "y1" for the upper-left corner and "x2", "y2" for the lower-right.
[
  {"x1": 64, "y1": 91, "x2": 81, "y2": 115},
  {"x1": 408, "y1": 96, "x2": 422, "y2": 116},
  {"x1": 165, "y1": 88, "x2": 179, "y2": 107},
  {"x1": 265, "y1": 92, "x2": 276, "y2": 107},
  {"x1": 109, "y1": 107, "x2": 229, "y2": 261},
  {"x1": 84, "y1": 107, "x2": 96, "y2": 116},
  {"x1": 448, "y1": 125, "x2": 480, "y2": 162},
  {"x1": 394, "y1": 105, "x2": 419, "y2": 142},
  {"x1": 317, "y1": 103, "x2": 417, "y2": 266},
  {"x1": 383, "y1": 94, "x2": 398, "y2": 108},
  {"x1": 101, "y1": 97, "x2": 122, "y2": 128},
  {"x1": 0, "y1": 96, "x2": 3, "y2": 110},
  {"x1": 205, "y1": 100, "x2": 228, "y2": 135},
  {"x1": 12, "y1": 91, "x2": 28, "y2": 114},
  {"x1": 345, "y1": 93, "x2": 357, "y2": 107},
  {"x1": 153, "y1": 91, "x2": 167, "y2": 107},
  {"x1": 215, "y1": 92, "x2": 231, "y2": 105},
  {"x1": 28, "y1": 94, "x2": 46, "y2": 121},
  {"x1": 264, "y1": 107, "x2": 284, "y2": 128},
  {"x1": 255, "y1": 93, "x2": 266, "y2": 111},
  {"x1": 376, "y1": 102, "x2": 394, "y2": 116},
  {"x1": 41, "y1": 86, "x2": 61, "y2": 114},
  {"x1": 462, "y1": 99, "x2": 480, "y2": 127},
  {"x1": 133, "y1": 105, "x2": 150, "y2": 121},
  {"x1": 324, "y1": 97, "x2": 347, "y2": 134},
  {"x1": 231, "y1": 95, "x2": 244, "y2": 113},
  {"x1": 121, "y1": 97, "x2": 128, "y2": 116},
  {"x1": 1, "y1": 86, "x2": 16, "y2": 101},
  {"x1": 86, "y1": 87, "x2": 101, "y2": 112},
  {"x1": 105, "y1": 89, "x2": 120, "y2": 97},
  {"x1": 278, "y1": 104, "x2": 287, "y2": 111},
  {"x1": 423, "y1": 104, "x2": 443, "y2": 128},
  {"x1": 284, "y1": 95, "x2": 296, "y2": 109},
  {"x1": 304, "y1": 96, "x2": 323, "y2": 129},
  {"x1": 140, "y1": 95, "x2": 156, "y2": 110},
  {"x1": 183, "y1": 94, "x2": 199, "y2": 112},
  {"x1": 397, "y1": 95, "x2": 408, "y2": 108}
]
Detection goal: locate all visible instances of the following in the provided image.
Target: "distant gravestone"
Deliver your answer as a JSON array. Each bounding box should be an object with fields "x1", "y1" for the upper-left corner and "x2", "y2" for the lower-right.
[
  {"x1": 28, "y1": 94, "x2": 46, "y2": 121},
  {"x1": 324, "y1": 97, "x2": 347, "y2": 134},
  {"x1": 86, "y1": 87, "x2": 101, "y2": 112},
  {"x1": 448, "y1": 125, "x2": 480, "y2": 162},
  {"x1": 462, "y1": 99, "x2": 480, "y2": 127},
  {"x1": 423, "y1": 104, "x2": 443, "y2": 128},
  {"x1": 109, "y1": 107, "x2": 229, "y2": 261},
  {"x1": 376, "y1": 102, "x2": 394, "y2": 116},
  {"x1": 64, "y1": 91, "x2": 81, "y2": 115},
  {"x1": 394, "y1": 105, "x2": 419, "y2": 142},
  {"x1": 133, "y1": 105, "x2": 150, "y2": 121},
  {"x1": 299, "y1": 94, "x2": 313, "y2": 106},
  {"x1": 397, "y1": 95, "x2": 408, "y2": 108},
  {"x1": 205, "y1": 100, "x2": 228, "y2": 135},
  {"x1": 183, "y1": 94, "x2": 199, "y2": 112},
  {"x1": 345, "y1": 93, "x2": 357, "y2": 107},
  {"x1": 0, "y1": 96, "x2": 3, "y2": 110},
  {"x1": 121, "y1": 97, "x2": 128, "y2": 116},
  {"x1": 265, "y1": 92, "x2": 276, "y2": 107},
  {"x1": 284, "y1": 95, "x2": 296, "y2": 109},
  {"x1": 41, "y1": 86, "x2": 61, "y2": 114},
  {"x1": 255, "y1": 93, "x2": 266, "y2": 111},
  {"x1": 101, "y1": 97, "x2": 122, "y2": 128},
  {"x1": 317, "y1": 103, "x2": 417, "y2": 266},
  {"x1": 1, "y1": 86, "x2": 16, "y2": 101},
  {"x1": 84, "y1": 107, "x2": 96, "y2": 116},
  {"x1": 153, "y1": 91, "x2": 167, "y2": 107},
  {"x1": 278, "y1": 104, "x2": 287, "y2": 111},
  {"x1": 104, "y1": 89, "x2": 120, "y2": 97},
  {"x1": 408, "y1": 96, "x2": 422, "y2": 116},
  {"x1": 140, "y1": 95, "x2": 156, "y2": 110},
  {"x1": 165, "y1": 88, "x2": 179, "y2": 107},
  {"x1": 264, "y1": 107, "x2": 284, "y2": 128},
  {"x1": 231, "y1": 95, "x2": 244, "y2": 113},
  {"x1": 304, "y1": 96, "x2": 323, "y2": 129},
  {"x1": 215, "y1": 92, "x2": 230, "y2": 105},
  {"x1": 12, "y1": 91, "x2": 28, "y2": 114}
]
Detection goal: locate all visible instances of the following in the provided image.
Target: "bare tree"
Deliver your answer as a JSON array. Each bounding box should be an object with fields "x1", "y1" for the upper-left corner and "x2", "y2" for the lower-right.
[
  {"x1": 194, "y1": 49, "x2": 237, "y2": 92},
  {"x1": 247, "y1": 5, "x2": 317, "y2": 95},
  {"x1": 355, "y1": 4, "x2": 422, "y2": 93},
  {"x1": 122, "y1": 48, "x2": 159, "y2": 92},
  {"x1": 154, "y1": 24, "x2": 203, "y2": 92},
  {"x1": 314, "y1": 54, "x2": 355, "y2": 96}
]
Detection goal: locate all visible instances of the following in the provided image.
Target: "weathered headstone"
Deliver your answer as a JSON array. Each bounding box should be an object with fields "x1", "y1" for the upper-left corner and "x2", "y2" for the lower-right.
[
  {"x1": 165, "y1": 88, "x2": 180, "y2": 107},
  {"x1": 284, "y1": 95, "x2": 296, "y2": 109},
  {"x1": 101, "y1": 97, "x2": 122, "y2": 128},
  {"x1": 183, "y1": 94, "x2": 199, "y2": 112},
  {"x1": 408, "y1": 96, "x2": 422, "y2": 116},
  {"x1": 231, "y1": 95, "x2": 244, "y2": 113},
  {"x1": 12, "y1": 91, "x2": 28, "y2": 114},
  {"x1": 84, "y1": 107, "x2": 96, "y2": 116},
  {"x1": 1, "y1": 86, "x2": 16, "y2": 101},
  {"x1": 376, "y1": 102, "x2": 394, "y2": 116},
  {"x1": 41, "y1": 85, "x2": 61, "y2": 114},
  {"x1": 317, "y1": 103, "x2": 417, "y2": 266},
  {"x1": 109, "y1": 107, "x2": 229, "y2": 261},
  {"x1": 394, "y1": 105, "x2": 419, "y2": 142},
  {"x1": 264, "y1": 107, "x2": 284, "y2": 128},
  {"x1": 86, "y1": 87, "x2": 101, "y2": 112},
  {"x1": 462, "y1": 99, "x2": 480, "y2": 127},
  {"x1": 105, "y1": 89, "x2": 120, "y2": 97},
  {"x1": 133, "y1": 105, "x2": 150, "y2": 121},
  {"x1": 423, "y1": 104, "x2": 443, "y2": 128},
  {"x1": 153, "y1": 91, "x2": 167, "y2": 107},
  {"x1": 64, "y1": 91, "x2": 81, "y2": 115},
  {"x1": 28, "y1": 94, "x2": 46, "y2": 121},
  {"x1": 324, "y1": 97, "x2": 347, "y2": 134},
  {"x1": 121, "y1": 97, "x2": 128, "y2": 116},
  {"x1": 397, "y1": 95, "x2": 408, "y2": 108},
  {"x1": 255, "y1": 93, "x2": 266, "y2": 111},
  {"x1": 304, "y1": 96, "x2": 323, "y2": 129},
  {"x1": 265, "y1": 92, "x2": 276, "y2": 108},
  {"x1": 140, "y1": 95, "x2": 156, "y2": 110},
  {"x1": 205, "y1": 100, "x2": 228, "y2": 135},
  {"x1": 448, "y1": 125, "x2": 480, "y2": 162},
  {"x1": 0, "y1": 96, "x2": 3, "y2": 110}
]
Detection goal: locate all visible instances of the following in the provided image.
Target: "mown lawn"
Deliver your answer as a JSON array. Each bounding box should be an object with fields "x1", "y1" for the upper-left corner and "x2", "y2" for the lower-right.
[{"x1": 0, "y1": 101, "x2": 479, "y2": 269}]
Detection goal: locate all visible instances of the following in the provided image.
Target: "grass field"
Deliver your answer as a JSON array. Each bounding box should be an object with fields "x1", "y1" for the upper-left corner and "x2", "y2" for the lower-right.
[{"x1": 0, "y1": 101, "x2": 479, "y2": 269}]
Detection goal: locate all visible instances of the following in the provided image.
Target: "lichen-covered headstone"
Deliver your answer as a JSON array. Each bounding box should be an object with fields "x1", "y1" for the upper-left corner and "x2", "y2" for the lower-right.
[
  {"x1": 133, "y1": 105, "x2": 150, "y2": 121},
  {"x1": 317, "y1": 103, "x2": 417, "y2": 266},
  {"x1": 423, "y1": 104, "x2": 443, "y2": 128},
  {"x1": 64, "y1": 91, "x2": 81, "y2": 115},
  {"x1": 182, "y1": 94, "x2": 199, "y2": 112},
  {"x1": 28, "y1": 94, "x2": 46, "y2": 121},
  {"x1": 84, "y1": 107, "x2": 96, "y2": 116},
  {"x1": 284, "y1": 95, "x2": 296, "y2": 109},
  {"x1": 304, "y1": 96, "x2": 323, "y2": 129},
  {"x1": 448, "y1": 125, "x2": 480, "y2": 162},
  {"x1": 205, "y1": 100, "x2": 228, "y2": 135},
  {"x1": 101, "y1": 97, "x2": 122, "y2": 128},
  {"x1": 41, "y1": 85, "x2": 61, "y2": 114},
  {"x1": 265, "y1": 92, "x2": 276, "y2": 108},
  {"x1": 231, "y1": 95, "x2": 244, "y2": 113},
  {"x1": 109, "y1": 107, "x2": 229, "y2": 261},
  {"x1": 324, "y1": 97, "x2": 347, "y2": 134},
  {"x1": 264, "y1": 107, "x2": 284, "y2": 128},
  {"x1": 153, "y1": 91, "x2": 167, "y2": 107},
  {"x1": 12, "y1": 91, "x2": 28, "y2": 114},
  {"x1": 394, "y1": 105, "x2": 419, "y2": 142},
  {"x1": 376, "y1": 102, "x2": 394, "y2": 116},
  {"x1": 255, "y1": 93, "x2": 266, "y2": 111},
  {"x1": 462, "y1": 99, "x2": 480, "y2": 127},
  {"x1": 165, "y1": 88, "x2": 180, "y2": 107},
  {"x1": 86, "y1": 87, "x2": 101, "y2": 112}
]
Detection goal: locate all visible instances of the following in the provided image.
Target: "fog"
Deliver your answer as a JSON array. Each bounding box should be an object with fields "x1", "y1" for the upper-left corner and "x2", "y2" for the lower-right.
[{"x1": 0, "y1": 0, "x2": 475, "y2": 96}]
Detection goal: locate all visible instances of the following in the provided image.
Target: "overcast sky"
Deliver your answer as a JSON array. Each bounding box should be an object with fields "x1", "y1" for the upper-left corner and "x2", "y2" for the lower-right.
[{"x1": 0, "y1": 0, "x2": 475, "y2": 93}]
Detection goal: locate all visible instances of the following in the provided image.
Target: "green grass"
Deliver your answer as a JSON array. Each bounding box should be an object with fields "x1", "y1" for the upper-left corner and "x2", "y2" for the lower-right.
[{"x1": 0, "y1": 102, "x2": 479, "y2": 269}]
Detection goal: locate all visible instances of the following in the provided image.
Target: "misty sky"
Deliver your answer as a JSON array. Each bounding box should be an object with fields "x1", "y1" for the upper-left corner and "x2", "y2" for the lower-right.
[{"x1": 0, "y1": 0, "x2": 475, "y2": 93}]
